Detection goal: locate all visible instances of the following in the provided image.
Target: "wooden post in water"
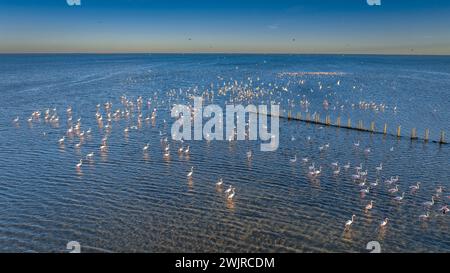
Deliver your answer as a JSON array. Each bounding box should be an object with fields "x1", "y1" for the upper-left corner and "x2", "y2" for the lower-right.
[
  {"x1": 424, "y1": 128, "x2": 429, "y2": 142},
  {"x1": 440, "y1": 131, "x2": 445, "y2": 144},
  {"x1": 383, "y1": 123, "x2": 387, "y2": 135},
  {"x1": 370, "y1": 122, "x2": 375, "y2": 133},
  {"x1": 397, "y1": 126, "x2": 401, "y2": 138},
  {"x1": 358, "y1": 120, "x2": 363, "y2": 130},
  {"x1": 306, "y1": 113, "x2": 310, "y2": 121},
  {"x1": 296, "y1": 112, "x2": 301, "y2": 120},
  {"x1": 288, "y1": 111, "x2": 292, "y2": 120},
  {"x1": 411, "y1": 128, "x2": 417, "y2": 139},
  {"x1": 337, "y1": 117, "x2": 341, "y2": 127},
  {"x1": 347, "y1": 118, "x2": 351, "y2": 128}
]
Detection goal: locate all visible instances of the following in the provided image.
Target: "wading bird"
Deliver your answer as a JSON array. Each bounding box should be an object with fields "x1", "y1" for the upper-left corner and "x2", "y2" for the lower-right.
[
  {"x1": 365, "y1": 201, "x2": 374, "y2": 212},
  {"x1": 187, "y1": 167, "x2": 194, "y2": 178},
  {"x1": 345, "y1": 215, "x2": 356, "y2": 230},
  {"x1": 216, "y1": 178, "x2": 223, "y2": 187},
  {"x1": 380, "y1": 218, "x2": 389, "y2": 228}
]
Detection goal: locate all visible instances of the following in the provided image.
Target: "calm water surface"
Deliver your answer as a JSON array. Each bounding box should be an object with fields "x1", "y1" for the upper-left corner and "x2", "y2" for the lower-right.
[{"x1": 0, "y1": 54, "x2": 448, "y2": 252}]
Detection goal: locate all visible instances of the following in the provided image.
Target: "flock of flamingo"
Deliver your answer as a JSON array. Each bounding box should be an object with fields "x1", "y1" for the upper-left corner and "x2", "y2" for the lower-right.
[
  {"x1": 13, "y1": 94, "x2": 241, "y2": 203},
  {"x1": 288, "y1": 135, "x2": 448, "y2": 232},
  {"x1": 11, "y1": 76, "x2": 449, "y2": 240}
]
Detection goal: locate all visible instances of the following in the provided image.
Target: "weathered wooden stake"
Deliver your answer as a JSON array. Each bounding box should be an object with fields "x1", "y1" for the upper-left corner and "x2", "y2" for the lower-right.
[{"x1": 411, "y1": 128, "x2": 417, "y2": 139}]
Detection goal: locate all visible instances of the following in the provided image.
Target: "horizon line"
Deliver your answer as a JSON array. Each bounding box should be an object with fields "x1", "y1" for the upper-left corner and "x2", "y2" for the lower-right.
[{"x1": 1, "y1": 52, "x2": 449, "y2": 57}]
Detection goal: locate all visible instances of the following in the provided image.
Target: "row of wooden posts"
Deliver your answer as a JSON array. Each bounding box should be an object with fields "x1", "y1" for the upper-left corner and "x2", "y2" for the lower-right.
[{"x1": 285, "y1": 111, "x2": 447, "y2": 144}]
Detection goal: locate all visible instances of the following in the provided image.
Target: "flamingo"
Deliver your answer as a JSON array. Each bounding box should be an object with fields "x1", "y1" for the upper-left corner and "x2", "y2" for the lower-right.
[
  {"x1": 394, "y1": 192, "x2": 405, "y2": 201},
  {"x1": 143, "y1": 143, "x2": 149, "y2": 151},
  {"x1": 359, "y1": 170, "x2": 368, "y2": 177},
  {"x1": 423, "y1": 196, "x2": 435, "y2": 207},
  {"x1": 439, "y1": 205, "x2": 449, "y2": 214},
  {"x1": 365, "y1": 201, "x2": 374, "y2": 212},
  {"x1": 345, "y1": 214, "x2": 356, "y2": 230},
  {"x1": 225, "y1": 185, "x2": 233, "y2": 195},
  {"x1": 289, "y1": 155, "x2": 297, "y2": 163},
  {"x1": 360, "y1": 187, "x2": 370, "y2": 194},
  {"x1": 343, "y1": 162, "x2": 351, "y2": 170},
  {"x1": 352, "y1": 174, "x2": 361, "y2": 181},
  {"x1": 76, "y1": 159, "x2": 83, "y2": 169},
  {"x1": 376, "y1": 163, "x2": 383, "y2": 172},
  {"x1": 314, "y1": 167, "x2": 322, "y2": 176},
  {"x1": 409, "y1": 182, "x2": 420, "y2": 192},
  {"x1": 380, "y1": 218, "x2": 389, "y2": 228},
  {"x1": 419, "y1": 212, "x2": 430, "y2": 220},
  {"x1": 388, "y1": 185, "x2": 399, "y2": 194},
  {"x1": 187, "y1": 167, "x2": 194, "y2": 178},
  {"x1": 333, "y1": 167, "x2": 341, "y2": 176},
  {"x1": 227, "y1": 188, "x2": 236, "y2": 200},
  {"x1": 216, "y1": 178, "x2": 223, "y2": 186},
  {"x1": 370, "y1": 179, "x2": 379, "y2": 187}
]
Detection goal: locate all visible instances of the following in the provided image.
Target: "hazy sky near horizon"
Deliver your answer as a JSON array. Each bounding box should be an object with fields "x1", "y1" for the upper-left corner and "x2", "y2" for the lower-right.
[{"x1": 0, "y1": 0, "x2": 449, "y2": 54}]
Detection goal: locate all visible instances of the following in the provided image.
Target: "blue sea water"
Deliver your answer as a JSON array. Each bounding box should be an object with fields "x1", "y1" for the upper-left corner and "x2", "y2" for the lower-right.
[{"x1": 0, "y1": 54, "x2": 448, "y2": 252}]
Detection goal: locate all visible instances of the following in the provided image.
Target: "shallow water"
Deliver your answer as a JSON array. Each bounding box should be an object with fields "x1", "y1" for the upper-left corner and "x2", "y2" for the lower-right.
[{"x1": 0, "y1": 54, "x2": 448, "y2": 252}]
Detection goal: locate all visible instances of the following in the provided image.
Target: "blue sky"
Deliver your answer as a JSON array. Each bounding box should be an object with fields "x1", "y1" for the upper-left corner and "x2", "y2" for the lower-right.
[{"x1": 0, "y1": 0, "x2": 449, "y2": 54}]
